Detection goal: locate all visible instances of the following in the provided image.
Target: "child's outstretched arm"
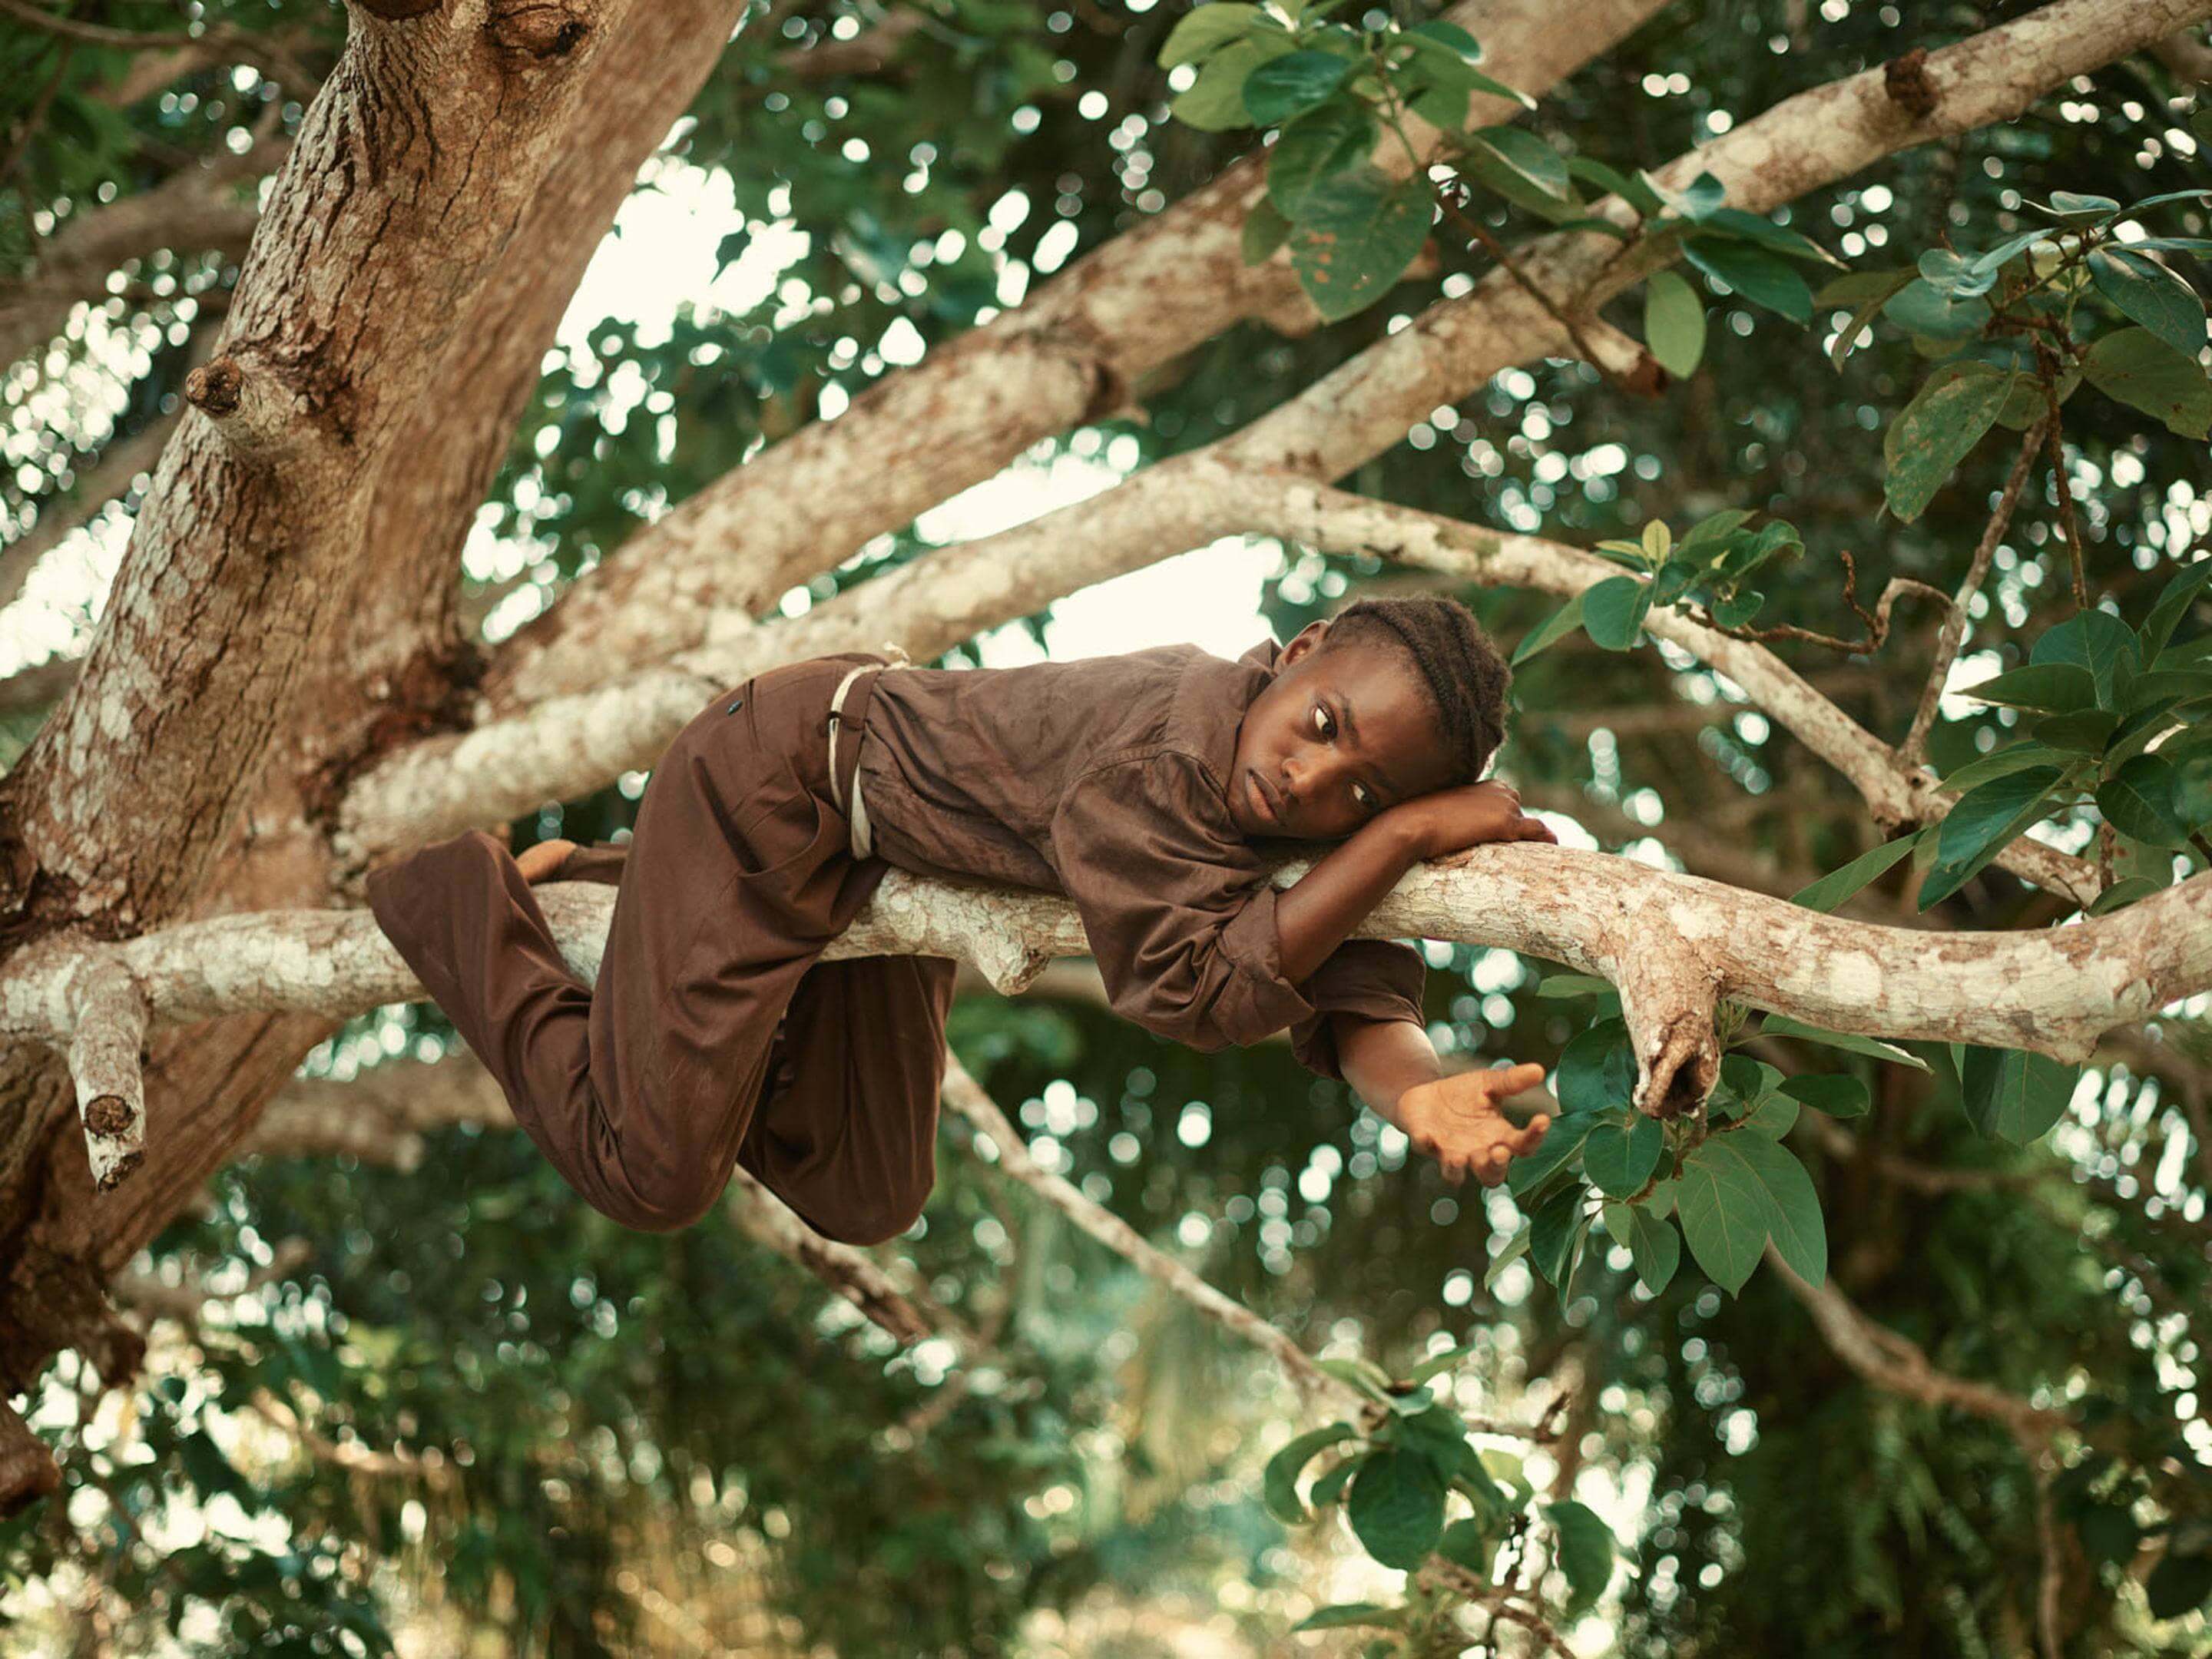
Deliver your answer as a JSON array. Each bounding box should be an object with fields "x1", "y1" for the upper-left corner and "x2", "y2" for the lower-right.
[
  {"x1": 1333, "y1": 1015, "x2": 1548, "y2": 1187},
  {"x1": 1273, "y1": 779, "x2": 1556, "y2": 1185}
]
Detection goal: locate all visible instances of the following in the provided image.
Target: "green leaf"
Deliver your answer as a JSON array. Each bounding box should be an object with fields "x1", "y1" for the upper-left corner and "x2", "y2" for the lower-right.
[
  {"x1": 1268, "y1": 102, "x2": 1381, "y2": 220},
  {"x1": 1583, "y1": 1114, "x2": 1664, "y2": 1197},
  {"x1": 1317, "y1": 1356, "x2": 1396, "y2": 1402},
  {"x1": 1287, "y1": 164, "x2": 1432, "y2": 322},
  {"x1": 2032, "y1": 610, "x2": 2142, "y2": 708},
  {"x1": 1881, "y1": 277, "x2": 1988, "y2": 342},
  {"x1": 1919, "y1": 767, "x2": 2065, "y2": 909},
  {"x1": 1536, "y1": 972, "x2": 1614, "y2": 999},
  {"x1": 2097, "y1": 755, "x2": 2190, "y2": 848},
  {"x1": 1828, "y1": 269, "x2": 1919, "y2": 372},
  {"x1": 1651, "y1": 170, "x2": 1724, "y2": 221},
  {"x1": 1404, "y1": 1339, "x2": 1479, "y2": 1386},
  {"x1": 1683, "y1": 238, "x2": 1813, "y2": 323},
  {"x1": 1956, "y1": 1046, "x2": 2080, "y2": 1144},
  {"x1": 2086, "y1": 876, "x2": 2164, "y2": 917},
  {"x1": 1506, "y1": 1114, "x2": 1596, "y2": 1204},
  {"x1": 1402, "y1": 17, "x2": 1484, "y2": 63},
  {"x1": 1729, "y1": 1132, "x2": 1826, "y2": 1285},
  {"x1": 1675, "y1": 1137, "x2": 1772, "y2": 1295},
  {"x1": 1882, "y1": 363, "x2": 2015, "y2": 522},
  {"x1": 1938, "y1": 742, "x2": 2071, "y2": 795},
  {"x1": 1760, "y1": 1015, "x2": 1929, "y2": 1073},
  {"x1": 1961, "y1": 663, "x2": 2098, "y2": 713},
  {"x1": 1293, "y1": 1601, "x2": 1405, "y2": 1632},
  {"x1": 2088, "y1": 249, "x2": 2206, "y2": 361},
  {"x1": 2141, "y1": 558, "x2": 2212, "y2": 664},
  {"x1": 1346, "y1": 1447, "x2": 1448, "y2": 1569},
  {"x1": 1780, "y1": 1074, "x2": 1870, "y2": 1120},
  {"x1": 1528, "y1": 1185, "x2": 1588, "y2": 1286},
  {"x1": 1467, "y1": 125, "x2": 1571, "y2": 200},
  {"x1": 1484, "y1": 1223, "x2": 1530, "y2": 1292},
  {"x1": 1159, "y1": 2, "x2": 1270, "y2": 68},
  {"x1": 1545, "y1": 1500, "x2": 1618, "y2": 1615},
  {"x1": 1171, "y1": 32, "x2": 1300, "y2": 130},
  {"x1": 1555, "y1": 1018, "x2": 1635, "y2": 1114},
  {"x1": 1625, "y1": 1206, "x2": 1681, "y2": 1294},
  {"x1": 1789, "y1": 832, "x2": 1921, "y2": 912},
  {"x1": 2033, "y1": 709, "x2": 2121, "y2": 753},
  {"x1": 2081, "y1": 327, "x2": 2212, "y2": 440},
  {"x1": 1240, "y1": 50, "x2": 1353, "y2": 125},
  {"x1": 1816, "y1": 267, "x2": 1916, "y2": 306},
  {"x1": 1512, "y1": 590, "x2": 1588, "y2": 665},
  {"x1": 1567, "y1": 155, "x2": 1661, "y2": 214},
  {"x1": 1918, "y1": 247, "x2": 1998, "y2": 298},
  {"x1": 1264, "y1": 1423, "x2": 1359, "y2": 1523},
  {"x1": 1241, "y1": 193, "x2": 1292, "y2": 266},
  {"x1": 2025, "y1": 190, "x2": 2121, "y2": 223},
  {"x1": 1700, "y1": 205, "x2": 1843, "y2": 266},
  {"x1": 1582, "y1": 575, "x2": 1651, "y2": 650},
  {"x1": 1743, "y1": 1092, "x2": 1801, "y2": 1138},
  {"x1": 1965, "y1": 227, "x2": 2059, "y2": 277},
  {"x1": 1644, "y1": 269, "x2": 1707, "y2": 378}
]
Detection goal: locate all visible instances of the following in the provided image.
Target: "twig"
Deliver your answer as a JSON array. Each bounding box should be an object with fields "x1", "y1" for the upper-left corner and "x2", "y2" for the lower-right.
[
  {"x1": 0, "y1": 33, "x2": 72, "y2": 191},
  {"x1": 1682, "y1": 547, "x2": 1950, "y2": 655},
  {"x1": 2033, "y1": 339, "x2": 2088, "y2": 612},
  {"x1": 1432, "y1": 179, "x2": 1654, "y2": 398},
  {"x1": 1899, "y1": 418, "x2": 2048, "y2": 770},
  {"x1": 2032, "y1": 1455, "x2": 2065, "y2": 1659}
]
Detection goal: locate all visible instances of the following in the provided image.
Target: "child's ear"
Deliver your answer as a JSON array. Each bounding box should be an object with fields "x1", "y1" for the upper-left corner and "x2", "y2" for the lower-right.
[{"x1": 1280, "y1": 619, "x2": 1329, "y2": 667}]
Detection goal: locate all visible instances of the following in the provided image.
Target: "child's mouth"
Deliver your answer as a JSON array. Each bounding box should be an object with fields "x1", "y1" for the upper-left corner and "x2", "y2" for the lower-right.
[{"x1": 1246, "y1": 768, "x2": 1280, "y2": 827}]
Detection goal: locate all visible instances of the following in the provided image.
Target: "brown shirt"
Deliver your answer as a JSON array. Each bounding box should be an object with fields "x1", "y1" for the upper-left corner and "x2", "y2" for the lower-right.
[{"x1": 855, "y1": 639, "x2": 1427, "y2": 1079}]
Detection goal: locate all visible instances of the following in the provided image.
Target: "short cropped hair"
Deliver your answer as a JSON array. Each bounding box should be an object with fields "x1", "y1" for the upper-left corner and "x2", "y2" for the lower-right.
[{"x1": 1326, "y1": 594, "x2": 1511, "y2": 787}]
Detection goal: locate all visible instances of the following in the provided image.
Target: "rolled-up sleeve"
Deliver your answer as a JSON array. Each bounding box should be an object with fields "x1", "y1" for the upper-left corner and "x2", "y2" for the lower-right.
[
  {"x1": 1051, "y1": 755, "x2": 1317, "y2": 1051},
  {"x1": 1286, "y1": 939, "x2": 1429, "y2": 1081}
]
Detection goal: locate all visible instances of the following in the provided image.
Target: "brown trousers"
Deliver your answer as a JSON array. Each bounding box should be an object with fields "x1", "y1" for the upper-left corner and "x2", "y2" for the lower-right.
[{"x1": 364, "y1": 655, "x2": 956, "y2": 1240}]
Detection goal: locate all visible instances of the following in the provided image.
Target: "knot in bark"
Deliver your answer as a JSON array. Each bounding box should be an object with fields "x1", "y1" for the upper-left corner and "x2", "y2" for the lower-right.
[
  {"x1": 487, "y1": 3, "x2": 591, "y2": 63},
  {"x1": 1883, "y1": 48, "x2": 1939, "y2": 119},
  {"x1": 184, "y1": 356, "x2": 243, "y2": 416}
]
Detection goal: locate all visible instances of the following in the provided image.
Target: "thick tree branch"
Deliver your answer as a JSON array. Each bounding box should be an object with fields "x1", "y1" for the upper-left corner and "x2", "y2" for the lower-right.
[{"x1": 5, "y1": 857, "x2": 2207, "y2": 1172}]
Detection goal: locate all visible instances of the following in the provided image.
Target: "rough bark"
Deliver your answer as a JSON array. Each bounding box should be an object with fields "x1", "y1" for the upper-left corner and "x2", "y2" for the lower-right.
[
  {"x1": 0, "y1": 0, "x2": 750, "y2": 1512},
  {"x1": 479, "y1": 0, "x2": 1671, "y2": 711},
  {"x1": 5, "y1": 859, "x2": 2204, "y2": 1141}
]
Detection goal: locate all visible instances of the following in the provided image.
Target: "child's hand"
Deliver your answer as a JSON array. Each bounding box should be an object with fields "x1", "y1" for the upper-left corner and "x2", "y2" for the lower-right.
[
  {"x1": 1389, "y1": 780, "x2": 1558, "y2": 865},
  {"x1": 1394, "y1": 1062, "x2": 1552, "y2": 1187}
]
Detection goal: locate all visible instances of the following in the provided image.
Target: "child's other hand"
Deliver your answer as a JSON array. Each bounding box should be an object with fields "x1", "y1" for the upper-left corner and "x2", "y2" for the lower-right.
[
  {"x1": 1390, "y1": 780, "x2": 1558, "y2": 864},
  {"x1": 1395, "y1": 1062, "x2": 1551, "y2": 1187}
]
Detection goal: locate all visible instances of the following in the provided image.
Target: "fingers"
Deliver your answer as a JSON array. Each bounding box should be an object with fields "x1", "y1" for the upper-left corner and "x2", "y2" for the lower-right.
[
  {"x1": 1515, "y1": 1112, "x2": 1552, "y2": 1155},
  {"x1": 1485, "y1": 1061, "x2": 1546, "y2": 1096},
  {"x1": 1519, "y1": 817, "x2": 1558, "y2": 843}
]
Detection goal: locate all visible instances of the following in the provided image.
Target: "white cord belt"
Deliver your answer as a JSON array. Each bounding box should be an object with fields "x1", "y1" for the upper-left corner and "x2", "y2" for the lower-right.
[{"x1": 826, "y1": 645, "x2": 911, "y2": 859}]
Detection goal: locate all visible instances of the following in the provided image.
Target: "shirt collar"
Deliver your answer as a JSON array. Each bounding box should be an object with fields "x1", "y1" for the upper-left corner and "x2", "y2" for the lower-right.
[{"x1": 1164, "y1": 637, "x2": 1281, "y2": 797}]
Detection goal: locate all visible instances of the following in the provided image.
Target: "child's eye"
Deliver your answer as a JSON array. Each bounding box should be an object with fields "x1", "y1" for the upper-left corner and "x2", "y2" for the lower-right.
[
  {"x1": 1312, "y1": 705, "x2": 1336, "y2": 740},
  {"x1": 1353, "y1": 783, "x2": 1378, "y2": 813}
]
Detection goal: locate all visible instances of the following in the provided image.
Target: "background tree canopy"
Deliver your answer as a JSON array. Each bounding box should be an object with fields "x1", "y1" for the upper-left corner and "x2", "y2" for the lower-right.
[{"x1": 0, "y1": 0, "x2": 2208, "y2": 1654}]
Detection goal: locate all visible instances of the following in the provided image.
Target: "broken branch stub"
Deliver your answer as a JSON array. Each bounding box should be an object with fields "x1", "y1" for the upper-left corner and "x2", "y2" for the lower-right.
[{"x1": 62, "y1": 952, "x2": 149, "y2": 1190}]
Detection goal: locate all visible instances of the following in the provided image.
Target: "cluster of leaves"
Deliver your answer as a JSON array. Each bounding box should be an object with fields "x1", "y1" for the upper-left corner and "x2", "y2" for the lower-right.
[
  {"x1": 1907, "y1": 558, "x2": 2211, "y2": 909},
  {"x1": 1157, "y1": 5, "x2": 1846, "y2": 336},
  {"x1": 1260, "y1": 1343, "x2": 1614, "y2": 1651},
  {"x1": 1836, "y1": 185, "x2": 2212, "y2": 521},
  {"x1": 1509, "y1": 508, "x2": 1807, "y2": 665}
]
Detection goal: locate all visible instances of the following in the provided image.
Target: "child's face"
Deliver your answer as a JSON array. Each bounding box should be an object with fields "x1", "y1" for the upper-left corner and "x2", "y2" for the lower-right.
[{"x1": 1227, "y1": 623, "x2": 1458, "y2": 841}]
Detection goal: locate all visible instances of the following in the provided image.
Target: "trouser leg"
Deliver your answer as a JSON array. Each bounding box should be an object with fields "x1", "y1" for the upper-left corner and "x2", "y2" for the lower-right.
[
  {"x1": 737, "y1": 953, "x2": 958, "y2": 1246},
  {"x1": 366, "y1": 661, "x2": 884, "y2": 1234}
]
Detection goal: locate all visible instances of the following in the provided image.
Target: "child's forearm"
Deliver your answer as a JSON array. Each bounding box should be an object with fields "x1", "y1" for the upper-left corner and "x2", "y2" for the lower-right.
[
  {"x1": 1332, "y1": 1013, "x2": 1442, "y2": 1131},
  {"x1": 1272, "y1": 816, "x2": 1426, "y2": 984}
]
